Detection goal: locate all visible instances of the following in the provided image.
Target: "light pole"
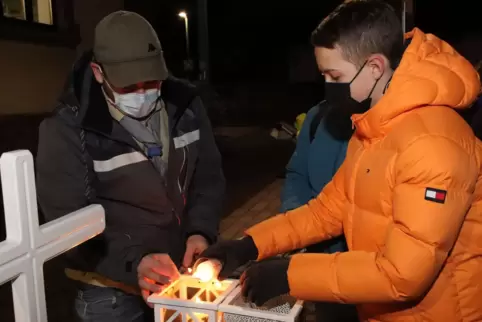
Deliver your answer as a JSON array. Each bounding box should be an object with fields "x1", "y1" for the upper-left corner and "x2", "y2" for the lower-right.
[
  {"x1": 403, "y1": 0, "x2": 414, "y2": 32},
  {"x1": 178, "y1": 11, "x2": 190, "y2": 58},
  {"x1": 197, "y1": 0, "x2": 210, "y2": 81}
]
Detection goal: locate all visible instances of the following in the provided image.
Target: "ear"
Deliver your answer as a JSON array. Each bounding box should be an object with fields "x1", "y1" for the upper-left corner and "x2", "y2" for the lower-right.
[
  {"x1": 367, "y1": 54, "x2": 388, "y2": 80},
  {"x1": 90, "y1": 62, "x2": 104, "y2": 84}
]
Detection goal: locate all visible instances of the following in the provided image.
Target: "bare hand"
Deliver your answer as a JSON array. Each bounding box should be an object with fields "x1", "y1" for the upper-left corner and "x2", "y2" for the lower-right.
[
  {"x1": 137, "y1": 253, "x2": 180, "y2": 305},
  {"x1": 183, "y1": 234, "x2": 209, "y2": 269}
]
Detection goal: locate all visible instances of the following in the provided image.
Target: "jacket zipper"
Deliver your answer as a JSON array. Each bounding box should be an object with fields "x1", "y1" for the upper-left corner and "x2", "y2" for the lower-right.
[
  {"x1": 183, "y1": 145, "x2": 190, "y2": 192},
  {"x1": 348, "y1": 144, "x2": 365, "y2": 250},
  {"x1": 173, "y1": 146, "x2": 187, "y2": 224},
  {"x1": 177, "y1": 147, "x2": 189, "y2": 197},
  {"x1": 178, "y1": 146, "x2": 186, "y2": 196}
]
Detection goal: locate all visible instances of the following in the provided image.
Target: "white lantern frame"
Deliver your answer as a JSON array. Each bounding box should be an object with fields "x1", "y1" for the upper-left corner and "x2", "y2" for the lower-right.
[
  {"x1": 148, "y1": 275, "x2": 239, "y2": 322},
  {"x1": 148, "y1": 275, "x2": 304, "y2": 322}
]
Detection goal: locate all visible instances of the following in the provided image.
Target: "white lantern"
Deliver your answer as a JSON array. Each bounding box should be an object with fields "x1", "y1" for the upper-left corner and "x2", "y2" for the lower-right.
[
  {"x1": 148, "y1": 275, "x2": 238, "y2": 322},
  {"x1": 148, "y1": 275, "x2": 303, "y2": 322}
]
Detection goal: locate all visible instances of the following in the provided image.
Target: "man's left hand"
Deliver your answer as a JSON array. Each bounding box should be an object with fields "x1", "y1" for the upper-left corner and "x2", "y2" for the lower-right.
[
  {"x1": 240, "y1": 257, "x2": 290, "y2": 306},
  {"x1": 183, "y1": 234, "x2": 209, "y2": 268}
]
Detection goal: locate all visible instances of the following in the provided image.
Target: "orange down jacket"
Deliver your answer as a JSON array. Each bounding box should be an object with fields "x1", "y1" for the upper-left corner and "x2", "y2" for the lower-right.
[{"x1": 246, "y1": 28, "x2": 482, "y2": 322}]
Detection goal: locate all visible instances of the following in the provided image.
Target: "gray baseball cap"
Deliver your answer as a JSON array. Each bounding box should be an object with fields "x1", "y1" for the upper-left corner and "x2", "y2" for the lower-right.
[{"x1": 93, "y1": 11, "x2": 168, "y2": 88}]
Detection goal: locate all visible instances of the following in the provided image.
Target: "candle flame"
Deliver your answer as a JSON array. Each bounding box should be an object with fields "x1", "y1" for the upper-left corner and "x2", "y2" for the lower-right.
[{"x1": 192, "y1": 261, "x2": 216, "y2": 282}]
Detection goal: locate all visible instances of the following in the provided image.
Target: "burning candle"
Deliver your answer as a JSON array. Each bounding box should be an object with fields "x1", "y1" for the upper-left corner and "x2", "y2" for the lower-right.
[{"x1": 192, "y1": 259, "x2": 222, "y2": 282}]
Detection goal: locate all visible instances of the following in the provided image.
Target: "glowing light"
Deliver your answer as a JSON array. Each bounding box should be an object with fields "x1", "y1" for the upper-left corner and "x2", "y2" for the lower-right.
[
  {"x1": 192, "y1": 260, "x2": 221, "y2": 282},
  {"x1": 192, "y1": 261, "x2": 214, "y2": 282},
  {"x1": 178, "y1": 11, "x2": 187, "y2": 19}
]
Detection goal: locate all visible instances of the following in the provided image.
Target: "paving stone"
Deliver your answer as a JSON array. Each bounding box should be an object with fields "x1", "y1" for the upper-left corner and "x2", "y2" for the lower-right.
[{"x1": 220, "y1": 180, "x2": 283, "y2": 239}]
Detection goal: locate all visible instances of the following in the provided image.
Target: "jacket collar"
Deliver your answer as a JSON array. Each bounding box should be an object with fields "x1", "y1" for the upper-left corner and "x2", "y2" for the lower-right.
[{"x1": 59, "y1": 51, "x2": 198, "y2": 141}]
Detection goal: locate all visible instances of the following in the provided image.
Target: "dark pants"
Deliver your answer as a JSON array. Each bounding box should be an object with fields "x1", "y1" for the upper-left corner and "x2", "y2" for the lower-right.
[
  {"x1": 315, "y1": 302, "x2": 359, "y2": 322},
  {"x1": 74, "y1": 284, "x2": 153, "y2": 322}
]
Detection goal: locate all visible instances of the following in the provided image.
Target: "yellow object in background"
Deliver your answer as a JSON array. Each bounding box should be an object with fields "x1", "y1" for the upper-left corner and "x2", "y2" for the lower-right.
[{"x1": 294, "y1": 113, "x2": 307, "y2": 137}]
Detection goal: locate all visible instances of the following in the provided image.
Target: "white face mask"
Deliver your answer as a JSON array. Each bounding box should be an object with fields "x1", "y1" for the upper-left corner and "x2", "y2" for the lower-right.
[{"x1": 111, "y1": 89, "x2": 160, "y2": 119}]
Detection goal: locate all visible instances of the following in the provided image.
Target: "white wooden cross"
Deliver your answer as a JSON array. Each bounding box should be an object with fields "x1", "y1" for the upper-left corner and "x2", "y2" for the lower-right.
[{"x1": 0, "y1": 150, "x2": 105, "y2": 322}]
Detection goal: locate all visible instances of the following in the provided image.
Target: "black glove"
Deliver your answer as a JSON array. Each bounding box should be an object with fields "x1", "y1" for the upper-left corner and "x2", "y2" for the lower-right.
[
  {"x1": 199, "y1": 236, "x2": 258, "y2": 278},
  {"x1": 240, "y1": 257, "x2": 290, "y2": 306}
]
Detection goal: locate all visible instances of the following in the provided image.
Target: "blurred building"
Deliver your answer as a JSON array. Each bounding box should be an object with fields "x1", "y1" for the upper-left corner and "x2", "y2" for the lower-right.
[{"x1": 0, "y1": 0, "x2": 124, "y2": 115}]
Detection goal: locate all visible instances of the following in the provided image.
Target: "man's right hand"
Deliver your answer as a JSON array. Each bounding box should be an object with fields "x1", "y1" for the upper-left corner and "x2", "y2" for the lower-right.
[
  {"x1": 199, "y1": 236, "x2": 259, "y2": 278},
  {"x1": 137, "y1": 253, "x2": 180, "y2": 305}
]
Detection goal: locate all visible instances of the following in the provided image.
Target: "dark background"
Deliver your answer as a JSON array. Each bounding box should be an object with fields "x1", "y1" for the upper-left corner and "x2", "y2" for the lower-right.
[
  {"x1": 122, "y1": 0, "x2": 481, "y2": 126},
  {"x1": 124, "y1": 0, "x2": 482, "y2": 83}
]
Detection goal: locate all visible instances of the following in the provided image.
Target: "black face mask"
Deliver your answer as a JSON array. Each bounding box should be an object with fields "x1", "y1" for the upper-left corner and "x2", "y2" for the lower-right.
[{"x1": 324, "y1": 61, "x2": 380, "y2": 141}]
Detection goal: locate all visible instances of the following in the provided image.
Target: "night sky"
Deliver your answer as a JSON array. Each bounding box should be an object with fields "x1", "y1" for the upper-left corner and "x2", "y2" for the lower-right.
[
  {"x1": 207, "y1": 0, "x2": 342, "y2": 81},
  {"x1": 416, "y1": 0, "x2": 481, "y2": 39},
  {"x1": 125, "y1": 0, "x2": 481, "y2": 82}
]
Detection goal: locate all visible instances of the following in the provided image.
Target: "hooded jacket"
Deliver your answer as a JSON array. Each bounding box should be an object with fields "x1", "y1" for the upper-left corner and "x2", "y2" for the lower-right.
[
  {"x1": 36, "y1": 51, "x2": 225, "y2": 287},
  {"x1": 246, "y1": 29, "x2": 482, "y2": 322},
  {"x1": 281, "y1": 102, "x2": 348, "y2": 254}
]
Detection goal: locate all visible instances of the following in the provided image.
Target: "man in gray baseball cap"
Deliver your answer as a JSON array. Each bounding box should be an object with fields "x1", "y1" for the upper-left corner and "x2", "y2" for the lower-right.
[{"x1": 36, "y1": 11, "x2": 225, "y2": 321}]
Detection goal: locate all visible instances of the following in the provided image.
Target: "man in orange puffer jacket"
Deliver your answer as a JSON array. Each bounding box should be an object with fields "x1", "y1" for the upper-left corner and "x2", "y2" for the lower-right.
[{"x1": 200, "y1": 1, "x2": 482, "y2": 321}]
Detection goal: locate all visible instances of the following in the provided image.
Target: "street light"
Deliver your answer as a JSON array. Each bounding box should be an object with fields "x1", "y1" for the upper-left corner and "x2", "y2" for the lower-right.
[{"x1": 178, "y1": 11, "x2": 190, "y2": 57}]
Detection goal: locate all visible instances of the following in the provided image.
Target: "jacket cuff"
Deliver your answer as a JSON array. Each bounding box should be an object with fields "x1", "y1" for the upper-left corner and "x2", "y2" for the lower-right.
[
  {"x1": 238, "y1": 235, "x2": 259, "y2": 263},
  {"x1": 186, "y1": 230, "x2": 217, "y2": 245}
]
